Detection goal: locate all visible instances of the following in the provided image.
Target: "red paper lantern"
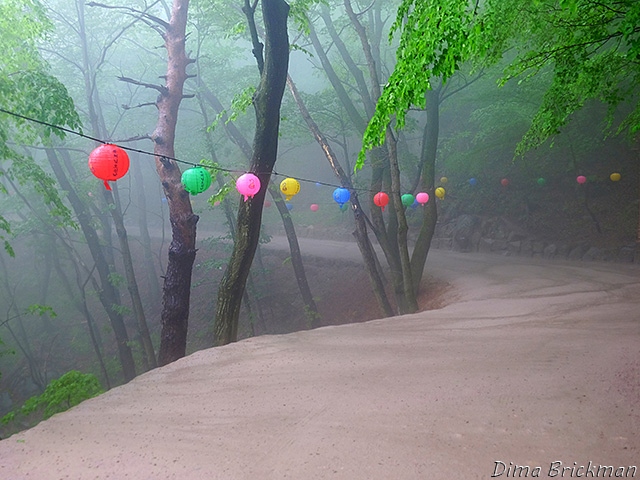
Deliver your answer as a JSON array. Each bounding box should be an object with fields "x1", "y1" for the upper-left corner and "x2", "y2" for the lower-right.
[
  {"x1": 88, "y1": 144, "x2": 130, "y2": 190},
  {"x1": 374, "y1": 192, "x2": 389, "y2": 211},
  {"x1": 501, "y1": 178, "x2": 510, "y2": 187}
]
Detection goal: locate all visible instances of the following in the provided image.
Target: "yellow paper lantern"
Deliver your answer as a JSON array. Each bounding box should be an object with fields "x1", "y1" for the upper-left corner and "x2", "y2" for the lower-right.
[
  {"x1": 440, "y1": 176, "x2": 448, "y2": 184},
  {"x1": 280, "y1": 177, "x2": 300, "y2": 201},
  {"x1": 435, "y1": 187, "x2": 446, "y2": 199},
  {"x1": 610, "y1": 172, "x2": 621, "y2": 182}
]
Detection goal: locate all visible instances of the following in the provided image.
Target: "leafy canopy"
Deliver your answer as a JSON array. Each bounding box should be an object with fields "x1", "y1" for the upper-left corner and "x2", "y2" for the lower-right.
[
  {"x1": 0, "y1": 0, "x2": 81, "y2": 255},
  {"x1": 358, "y1": 0, "x2": 640, "y2": 169}
]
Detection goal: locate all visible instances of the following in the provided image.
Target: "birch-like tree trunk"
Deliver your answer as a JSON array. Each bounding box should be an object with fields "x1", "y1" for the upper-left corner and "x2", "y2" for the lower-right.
[{"x1": 153, "y1": 0, "x2": 198, "y2": 366}]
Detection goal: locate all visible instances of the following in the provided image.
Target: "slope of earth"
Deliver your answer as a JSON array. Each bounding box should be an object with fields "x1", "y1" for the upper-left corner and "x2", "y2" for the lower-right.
[{"x1": 1, "y1": 249, "x2": 638, "y2": 479}]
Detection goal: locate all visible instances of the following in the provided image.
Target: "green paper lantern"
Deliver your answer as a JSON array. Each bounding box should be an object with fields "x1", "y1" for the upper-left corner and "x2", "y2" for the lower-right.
[
  {"x1": 181, "y1": 167, "x2": 211, "y2": 195},
  {"x1": 401, "y1": 193, "x2": 415, "y2": 207}
]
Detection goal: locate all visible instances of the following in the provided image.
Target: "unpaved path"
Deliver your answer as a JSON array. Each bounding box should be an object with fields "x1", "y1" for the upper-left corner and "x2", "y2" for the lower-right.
[{"x1": 1, "y1": 246, "x2": 639, "y2": 479}]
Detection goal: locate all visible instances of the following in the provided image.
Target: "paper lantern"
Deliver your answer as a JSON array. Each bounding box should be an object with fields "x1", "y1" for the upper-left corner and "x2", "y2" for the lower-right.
[
  {"x1": 435, "y1": 187, "x2": 445, "y2": 199},
  {"x1": 576, "y1": 175, "x2": 587, "y2": 184},
  {"x1": 440, "y1": 176, "x2": 448, "y2": 184},
  {"x1": 88, "y1": 144, "x2": 130, "y2": 190},
  {"x1": 536, "y1": 177, "x2": 546, "y2": 186},
  {"x1": 401, "y1": 193, "x2": 415, "y2": 207},
  {"x1": 374, "y1": 192, "x2": 389, "y2": 211},
  {"x1": 181, "y1": 167, "x2": 211, "y2": 195},
  {"x1": 286, "y1": 203, "x2": 293, "y2": 211},
  {"x1": 280, "y1": 178, "x2": 300, "y2": 201},
  {"x1": 501, "y1": 178, "x2": 510, "y2": 187},
  {"x1": 416, "y1": 192, "x2": 429, "y2": 204},
  {"x1": 610, "y1": 172, "x2": 621, "y2": 182},
  {"x1": 236, "y1": 173, "x2": 261, "y2": 201},
  {"x1": 310, "y1": 203, "x2": 319, "y2": 212},
  {"x1": 333, "y1": 187, "x2": 350, "y2": 207},
  {"x1": 468, "y1": 177, "x2": 478, "y2": 186}
]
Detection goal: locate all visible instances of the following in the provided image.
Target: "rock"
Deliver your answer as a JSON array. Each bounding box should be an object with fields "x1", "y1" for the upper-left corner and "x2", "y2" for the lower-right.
[
  {"x1": 617, "y1": 246, "x2": 636, "y2": 263},
  {"x1": 479, "y1": 238, "x2": 494, "y2": 253},
  {"x1": 520, "y1": 239, "x2": 533, "y2": 257},
  {"x1": 452, "y1": 214, "x2": 481, "y2": 252},
  {"x1": 543, "y1": 244, "x2": 557, "y2": 259},
  {"x1": 556, "y1": 244, "x2": 571, "y2": 258},
  {"x1": 568, "y1": 245, "x2": 586, "y2": 260},
  {"x1": 582, "y1": 247, "x2": 603, "y2": 261},
  {"x1": 492, "y1": 239, "x2": 508, "y2": 252}
]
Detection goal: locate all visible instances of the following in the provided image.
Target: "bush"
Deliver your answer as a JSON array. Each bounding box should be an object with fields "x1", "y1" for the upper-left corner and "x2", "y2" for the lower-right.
[{"x1": 2, "y1": 370, "x2": 103, "y2": 426}]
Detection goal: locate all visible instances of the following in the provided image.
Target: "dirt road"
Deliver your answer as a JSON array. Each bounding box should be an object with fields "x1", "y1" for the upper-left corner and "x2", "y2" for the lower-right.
[{"x1": 1, "y1": 246, "x2": 639, "y2": 479}]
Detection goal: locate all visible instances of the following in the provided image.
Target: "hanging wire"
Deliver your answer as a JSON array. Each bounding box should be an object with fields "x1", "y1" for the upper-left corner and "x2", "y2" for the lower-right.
[{"x1": 0, "y1": 107, "x2": 387, "y2": 196}]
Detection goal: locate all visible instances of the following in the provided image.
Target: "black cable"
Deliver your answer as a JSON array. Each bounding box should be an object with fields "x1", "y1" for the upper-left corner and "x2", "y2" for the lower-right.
[{"x1": 0, "y1": 106, "x2": 409, "y2": 196}]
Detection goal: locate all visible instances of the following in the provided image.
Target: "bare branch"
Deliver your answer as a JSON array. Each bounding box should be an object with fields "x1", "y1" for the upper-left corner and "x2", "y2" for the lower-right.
[
  {"x1": 118, "y1": 76, "x2": 167, "y2": 94},
  {"x1": 122, "y1": 102, "x2": 157, "y2": 110},
  {"x1": 87, "y1": 1, "x2": 170, "y2": 30}
]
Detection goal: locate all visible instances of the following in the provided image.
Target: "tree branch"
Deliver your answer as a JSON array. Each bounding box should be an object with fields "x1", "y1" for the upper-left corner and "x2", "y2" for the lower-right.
[
  {"x1": 87, "y1": 1, "x2": 170, "y2": 30},
  {"x1": 117, "y1": 76, "x2": 167, "y2": 94}
]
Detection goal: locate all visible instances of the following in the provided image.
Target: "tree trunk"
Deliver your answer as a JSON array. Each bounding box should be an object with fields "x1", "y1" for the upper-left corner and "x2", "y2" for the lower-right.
[
  {"x1": 154, "y1": 0, "x2": 198, "y2": 366},
  {"x1": 109, "y1": 185, "x2": 157, "y2": 370},
  {"x1": 213, "y1": 0, "x2": 290, "y2": 346},
  {"x1": 410, "y1": 89, "x2": 440, "y2": 291},
  {"x1": 286, "y1": 74, "x2": 393, "y2": 317},
  {"x1": 130, "y1": 155, "x2": 162, "y2": 307},
  {"x1": 46, "y1": 148, "x2": 136, "y2": 382},
  {"x1": 386, "y1": 130, "x2": 418, "y2": 313},
  {"x1": 345, "y1": 0, "x2": 419, "y2": 313},
  {"x1": 268, "y1": 184, "x2": 320, "y2": 328},
  {"x1": 195, "y1": 89, "x2": 270, "y2": 335},
  {"x1": 51, "y1": 246, "x2": 111, "y2": 389}
]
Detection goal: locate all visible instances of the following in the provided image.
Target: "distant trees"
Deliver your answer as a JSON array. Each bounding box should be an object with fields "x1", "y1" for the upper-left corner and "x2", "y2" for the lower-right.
[{"x1": 293, "y1": 0, "x2": 449, "y2": 316}]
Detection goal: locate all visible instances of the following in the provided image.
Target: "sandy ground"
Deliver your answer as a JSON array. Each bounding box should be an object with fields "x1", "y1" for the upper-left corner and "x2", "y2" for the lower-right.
[{"x1": 1, "y1": 245, "x2": 639, "y2": 479}]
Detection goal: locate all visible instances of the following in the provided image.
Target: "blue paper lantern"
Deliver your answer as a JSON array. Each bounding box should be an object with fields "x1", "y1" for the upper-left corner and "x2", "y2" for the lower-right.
[{"x1": 333, "y1": 187, "x2": 350, "y2": 207}]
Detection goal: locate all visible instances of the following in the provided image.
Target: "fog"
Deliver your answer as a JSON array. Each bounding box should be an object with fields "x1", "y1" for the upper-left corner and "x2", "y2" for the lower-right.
[{"x1": 0, "y1": 0, "x2": 637, "y2": 439}]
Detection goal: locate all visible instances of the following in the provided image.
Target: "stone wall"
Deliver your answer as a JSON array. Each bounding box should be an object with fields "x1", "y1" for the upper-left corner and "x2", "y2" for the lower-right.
[{"x1": 431, "y1": 214, "x2": 640, "y2": 264}]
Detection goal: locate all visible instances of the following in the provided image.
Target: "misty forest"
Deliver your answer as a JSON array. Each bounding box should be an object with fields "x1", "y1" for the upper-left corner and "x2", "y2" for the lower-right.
[{"x1": 0, "y1": 0, "x2": 638, "y2": 437}]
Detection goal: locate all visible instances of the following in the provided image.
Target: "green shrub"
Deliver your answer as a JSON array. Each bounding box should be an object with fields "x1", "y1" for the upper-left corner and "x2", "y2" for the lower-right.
[{"x1": 2, "y1": 370, "x2": 103, "y2": 426}]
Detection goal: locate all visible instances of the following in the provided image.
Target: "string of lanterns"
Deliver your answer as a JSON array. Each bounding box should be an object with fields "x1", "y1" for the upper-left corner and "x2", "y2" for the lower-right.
[
  {"x1": 86, "y1": 143, "x2": 625, "y2": 215},
  {"x1": 0, "y1": 108, "x2": 627, "y2": 212}
]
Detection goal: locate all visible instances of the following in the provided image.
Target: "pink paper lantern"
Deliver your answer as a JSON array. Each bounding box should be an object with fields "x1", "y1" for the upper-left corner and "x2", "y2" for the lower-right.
[
  {"x1": 236, "y1": 173, "x2": 261, "y2": 201},
  {"x1": 310, "y1": 204, "x2": 319, "y2": 212},
  {"x1": 416, "y1": 192, "x2": 429, "y2": 205},
  {"x1": 576, "y1": 175, "x2": 587, "y2": 184}
]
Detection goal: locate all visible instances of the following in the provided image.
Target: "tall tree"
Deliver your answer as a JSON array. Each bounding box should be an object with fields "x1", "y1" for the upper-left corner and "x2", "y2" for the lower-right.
[
  {"x1": 148, "y1": 0, "x2": 198, "y2": 365},
  {"x1": 304, "y1": 0, "x2": 427, "y2": 314},
  {"x1": 213, "y1": 0, "x2": 290, "y2": 346}
]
